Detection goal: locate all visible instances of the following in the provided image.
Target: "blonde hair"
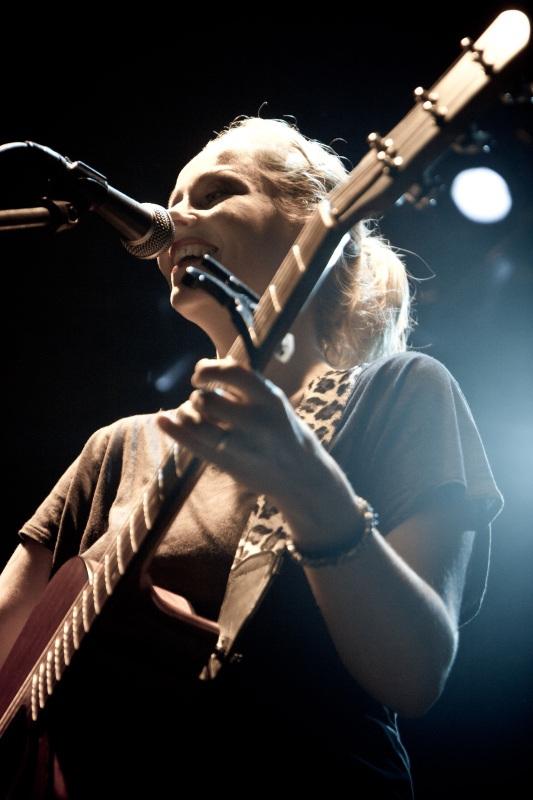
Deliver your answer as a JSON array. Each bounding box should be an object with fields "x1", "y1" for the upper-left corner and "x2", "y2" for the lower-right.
[{"x1": 205, "y1": 116, "x2": 413, "y2": 368}]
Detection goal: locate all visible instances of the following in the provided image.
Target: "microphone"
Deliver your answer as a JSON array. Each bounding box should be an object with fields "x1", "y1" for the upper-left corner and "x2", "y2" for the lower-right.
[
  {"x1": 92, "y1": 197, "x2": 175, "y2": 260},
  {"x1": 15, "y1": 142, "x2": 176, "y2": 259}
]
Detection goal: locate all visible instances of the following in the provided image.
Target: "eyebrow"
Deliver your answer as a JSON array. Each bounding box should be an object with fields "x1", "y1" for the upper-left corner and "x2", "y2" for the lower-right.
[{"x1": 168, "y1": 167, "x2": 246, "y2": 205}]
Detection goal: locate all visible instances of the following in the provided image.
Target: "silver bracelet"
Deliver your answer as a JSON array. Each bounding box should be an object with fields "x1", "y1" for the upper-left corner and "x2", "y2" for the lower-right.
[{"x1": 285, "y1": 497, "x2": 378, "y2": 568}]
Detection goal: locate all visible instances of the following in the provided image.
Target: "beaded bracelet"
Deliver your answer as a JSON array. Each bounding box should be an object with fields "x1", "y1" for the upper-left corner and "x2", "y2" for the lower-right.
[{"x1": 285, "y1": 497, "x2": 378, "y2": 568}]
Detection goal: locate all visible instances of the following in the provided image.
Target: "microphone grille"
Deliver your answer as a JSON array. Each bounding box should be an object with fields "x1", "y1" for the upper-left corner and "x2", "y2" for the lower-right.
[{"x1": 122, "y1": 204, "x2": 175, "y2": 260}]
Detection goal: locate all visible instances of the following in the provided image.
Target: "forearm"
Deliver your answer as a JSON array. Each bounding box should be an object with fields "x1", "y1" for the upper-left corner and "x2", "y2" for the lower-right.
[
  {"x1": 274, "y1": 463, "x2": 460, "y2": 718},
  {"x1": 303, "y1": 528, "x2": 458, "y2": 718}
]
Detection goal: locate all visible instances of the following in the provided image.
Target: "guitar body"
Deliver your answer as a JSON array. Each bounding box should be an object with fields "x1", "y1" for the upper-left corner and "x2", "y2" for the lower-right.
[
  {"x1": 0, "y1": 560, "x2": 83, "y2": 797},
  {"x1": 0, "y1": 557, "x2": 219, "y2": 799}
]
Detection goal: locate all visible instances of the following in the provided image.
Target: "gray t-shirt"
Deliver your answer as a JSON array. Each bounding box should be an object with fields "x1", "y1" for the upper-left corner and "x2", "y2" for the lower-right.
[{"x1": 17, "y1": 350, "x2": 502, "y2": 797}]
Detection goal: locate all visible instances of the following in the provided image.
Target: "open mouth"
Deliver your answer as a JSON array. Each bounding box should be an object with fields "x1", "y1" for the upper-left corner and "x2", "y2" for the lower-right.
[{"x1": 172, "y1": 243, "x2": 217, "y2": 270}]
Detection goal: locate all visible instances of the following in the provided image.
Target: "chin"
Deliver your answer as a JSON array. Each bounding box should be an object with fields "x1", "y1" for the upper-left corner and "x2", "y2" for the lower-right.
[{"x1": 170, "y1": 286, "x2": 213, "y2": 321}]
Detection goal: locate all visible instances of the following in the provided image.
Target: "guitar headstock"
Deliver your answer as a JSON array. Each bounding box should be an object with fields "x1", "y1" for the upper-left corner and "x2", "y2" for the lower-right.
[{"x1": 470, "y1": 9, "x2": 530, "y2": 72}]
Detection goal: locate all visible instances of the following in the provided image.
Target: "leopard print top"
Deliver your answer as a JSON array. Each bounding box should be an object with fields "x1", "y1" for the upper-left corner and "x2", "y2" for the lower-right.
[{"x1": 233, "y1": 366, "x2": 362, "y2": 565}]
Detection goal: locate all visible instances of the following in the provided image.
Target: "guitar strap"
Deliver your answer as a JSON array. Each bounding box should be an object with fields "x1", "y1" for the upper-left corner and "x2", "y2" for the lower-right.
[{"x1": 204, "y1": 365, "x2": 362, "y2": 679}]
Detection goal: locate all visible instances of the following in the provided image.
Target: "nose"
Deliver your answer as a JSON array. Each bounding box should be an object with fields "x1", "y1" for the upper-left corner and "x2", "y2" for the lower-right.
[{"x1": 168, "y1": 198, "x2": 197, "y2": 226}]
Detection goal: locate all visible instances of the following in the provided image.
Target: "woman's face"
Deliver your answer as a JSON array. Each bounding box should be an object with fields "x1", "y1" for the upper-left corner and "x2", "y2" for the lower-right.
[{"x1": 157, "y1": 140, "x2": 303, "y2": 339}]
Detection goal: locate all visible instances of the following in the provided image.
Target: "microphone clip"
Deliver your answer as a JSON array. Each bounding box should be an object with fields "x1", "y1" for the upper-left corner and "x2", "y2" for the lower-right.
[{"x1": 183, "y1": 255, "x2": 294, "y2": 368}]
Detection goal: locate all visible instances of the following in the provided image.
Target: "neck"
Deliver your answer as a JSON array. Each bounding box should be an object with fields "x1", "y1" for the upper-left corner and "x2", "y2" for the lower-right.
[
  {"x1": 211, "y1": 305, "x2": 329, "y2": 406},
  {"x1": 265, "y1": 356, "x2": 329, "y2": 408},
  {"x1": 259, "y1": 311, "x2": 330, "y2": 407}
]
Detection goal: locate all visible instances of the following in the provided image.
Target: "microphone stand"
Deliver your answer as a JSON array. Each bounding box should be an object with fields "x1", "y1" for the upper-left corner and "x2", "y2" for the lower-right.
[{"x1": 0, "y1": 199, "x2": 79, "y2": 234}]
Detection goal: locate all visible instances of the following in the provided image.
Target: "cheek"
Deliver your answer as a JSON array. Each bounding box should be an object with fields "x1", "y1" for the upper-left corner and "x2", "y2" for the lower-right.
[
  {"x1": 157, "y1": 254, "x2": 173, "y2": 286},
  {"x1": 255, "y1": 217, "x2": 302, "y2": 278},
  {"x1": 222, "y1": 205, "x2": 302, "y2": 294}
]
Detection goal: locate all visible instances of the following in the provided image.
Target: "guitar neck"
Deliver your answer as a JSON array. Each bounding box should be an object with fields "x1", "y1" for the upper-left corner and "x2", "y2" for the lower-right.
[{"x1": 230, "y1": 12, "x2": 531, "y2": 371}]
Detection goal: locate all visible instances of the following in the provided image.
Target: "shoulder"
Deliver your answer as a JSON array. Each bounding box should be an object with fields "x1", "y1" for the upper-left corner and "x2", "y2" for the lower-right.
[
  {"x1": 336, "y1": 350, "x2": 485, "y2": 460},
  {"x1": 78, "y1": 411, "x2": 170, "y2": 462},
  {"x1": 356, "y1": 350, "x2": 463, "y2": 399},
  {"x1": 86, "y1": 411, "x2": 167, "y2": 438},
  {"x1": 360, "y1": 350, "x2": 456, "y2": 383}
]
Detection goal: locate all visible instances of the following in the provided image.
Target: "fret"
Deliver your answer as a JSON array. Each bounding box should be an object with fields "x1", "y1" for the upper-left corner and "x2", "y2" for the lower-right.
[
  {"x1": 292, "y1": 244, "x2": 307, "y2": 274},
  {"x1": 268, "y1": 284, "x2": 282, "y2": 314},
  {"x1": 54, "y1": 631, "x2": 65, "y2": 679},
  {"x1": 92, "y1": 566, "x2": 105, "y2": 615},
  {"x1": 81, "y1": 584, "x2": 95, "y2": 631},
  {"x1": 142, "y1": 488, "x2": 153, "y2": 531},
  {"x1": 116, "y1": 530, "x2": 127, "y2": 575},
  {"x1": 37, "y1": 663, "x2": 46, "y2": 709},
  {"x1": 45, "y1": 650, "x2": 54, "y2": 696},
  {"x1": 66, "y1": 615, "x2": 75, "y2": 660},
  {"x1": 173, "y1": 441, "x2": 194, "y2": 478},
  {"x1": 31, "y1": 673, "x2": 39, "y2": 721},
  {"x1": 103, "y1": 553, "x2": 115, "y2": 595}
]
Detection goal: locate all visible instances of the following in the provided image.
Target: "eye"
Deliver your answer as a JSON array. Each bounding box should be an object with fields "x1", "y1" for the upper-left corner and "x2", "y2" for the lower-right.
[{"x1": 204, "y1": 187, "x2": 229, "y2": 205}]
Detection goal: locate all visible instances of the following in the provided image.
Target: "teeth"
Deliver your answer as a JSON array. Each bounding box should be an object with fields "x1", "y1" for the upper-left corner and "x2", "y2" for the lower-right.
[{"x1": 174, "y1": 245, "x2": 215, "y2": 265}]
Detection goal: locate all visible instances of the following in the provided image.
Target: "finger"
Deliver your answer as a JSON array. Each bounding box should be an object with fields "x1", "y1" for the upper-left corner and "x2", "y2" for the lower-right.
[
  {"x1": 190, "y1": 378, "x2": 286, "y2": 436},
  {"x1": 192, "y1": 357, "x2": 278, "y2": 404},
  {"x1": 156, "y1": 409, "x2": 230, "y2": 459}
]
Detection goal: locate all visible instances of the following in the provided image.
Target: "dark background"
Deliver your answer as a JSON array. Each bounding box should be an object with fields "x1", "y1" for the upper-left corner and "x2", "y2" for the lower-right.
[{"x1": 1, "y1": 4, "x2": 532, "y2": 796}]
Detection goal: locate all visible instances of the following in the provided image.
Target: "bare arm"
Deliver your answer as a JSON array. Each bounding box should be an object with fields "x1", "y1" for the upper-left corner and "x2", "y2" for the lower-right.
[
  {"x1": 0, "y1": 539, "x2": 52, "y2": 669},
  {"x1": 300, "y1": 501, "x2": 474, "y2": 717}
]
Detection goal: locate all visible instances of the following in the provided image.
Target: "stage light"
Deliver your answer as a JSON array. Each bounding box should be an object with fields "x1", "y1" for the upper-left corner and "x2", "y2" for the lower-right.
[{"x1": 450, "y1": 166, "x2": 513, "y2": 223}]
